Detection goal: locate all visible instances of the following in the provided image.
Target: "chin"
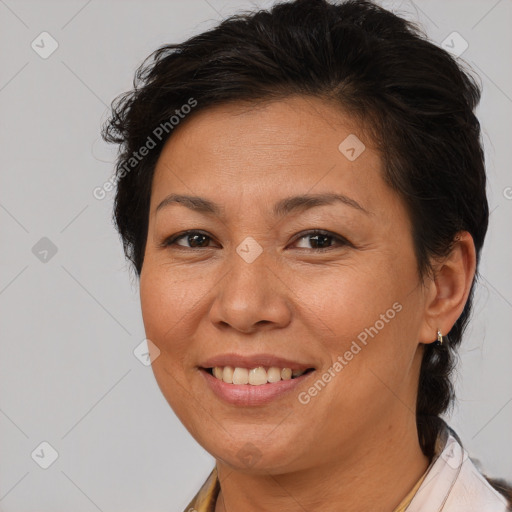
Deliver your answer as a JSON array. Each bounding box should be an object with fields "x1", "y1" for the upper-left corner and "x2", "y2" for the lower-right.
[{"x1": 192, "y1": 426, "x2": 307, "y2": 474}]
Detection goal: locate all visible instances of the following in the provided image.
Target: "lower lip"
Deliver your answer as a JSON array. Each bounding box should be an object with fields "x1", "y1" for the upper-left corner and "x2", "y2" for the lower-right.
[{"x1": 199, "y1": 368, "x2": 314, "y2": 406}]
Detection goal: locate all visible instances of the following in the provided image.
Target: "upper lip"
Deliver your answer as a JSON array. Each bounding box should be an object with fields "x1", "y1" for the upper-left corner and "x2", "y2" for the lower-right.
[{"x1": 199, "y1": 353, "x2": 316, "y2": 371}]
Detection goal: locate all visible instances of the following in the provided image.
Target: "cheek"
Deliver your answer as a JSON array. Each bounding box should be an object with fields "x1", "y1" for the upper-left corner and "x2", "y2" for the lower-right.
[
  {"x1": 140, "y1": 272, "x2": 168, "y2": 342},
  {"x1": 296, "y1": 256, "x2": 415, "y2": 394},
  {"x1": 297, "y1": 261, "x2": 398, "y2": 342},
  {"x1": 139, "y1": 269, "x2": 204, "y2": 422},
  {"x1": 139, "y1": 269, "x2": 195, "y2": 359}
]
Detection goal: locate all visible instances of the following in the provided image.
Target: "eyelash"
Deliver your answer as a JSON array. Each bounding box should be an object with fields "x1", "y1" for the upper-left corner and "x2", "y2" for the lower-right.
[{"x1": 161, "y1": 229, "x2": 351, "y2": 252}]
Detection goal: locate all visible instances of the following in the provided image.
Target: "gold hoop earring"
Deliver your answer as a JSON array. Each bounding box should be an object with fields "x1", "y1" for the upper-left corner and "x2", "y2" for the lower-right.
[{"x1": 437, "y1": 329, "x2": 443, "y2": 345}]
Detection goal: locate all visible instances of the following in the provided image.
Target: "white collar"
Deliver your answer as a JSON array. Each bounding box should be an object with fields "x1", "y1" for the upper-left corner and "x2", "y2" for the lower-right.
[{"x1": 406, "y1": 425, "x2": 509, "y2": 511}]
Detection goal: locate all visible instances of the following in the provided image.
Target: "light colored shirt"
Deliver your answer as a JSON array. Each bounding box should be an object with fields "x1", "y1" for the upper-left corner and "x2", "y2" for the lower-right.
[{"x1": 182, "y1": 423, "x2": 509, "y2": 511}]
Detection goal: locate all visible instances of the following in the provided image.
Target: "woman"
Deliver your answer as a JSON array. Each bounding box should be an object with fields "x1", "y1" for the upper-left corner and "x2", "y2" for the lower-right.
[{"x1": 102, "y1": 0, "x2": 511, "y2": 510}]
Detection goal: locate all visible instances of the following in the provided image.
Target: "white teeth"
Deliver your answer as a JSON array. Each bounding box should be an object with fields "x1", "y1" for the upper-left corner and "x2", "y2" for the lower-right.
[
  {"x1": 267, "y1": 366, "x2": 282, "y2": 383},
  {"x1": 210, "y1": 365, "x2": 310, "y2": 385},
  {"x1": 222, "y1": 366, "x2": 234, "y2": 383},
  {"x1": 249, "y1": 367, "x2": 267, "y2": 385},
  {"x1": 232, "y1": 367, "x2": 249, "y2": 385},
  {"x1": 281, "y1": 368, "x2": 292, "y2": 380}
]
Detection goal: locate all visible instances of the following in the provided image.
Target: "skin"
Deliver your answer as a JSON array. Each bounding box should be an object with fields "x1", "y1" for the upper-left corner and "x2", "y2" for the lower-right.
[{"x1": 139, "y1": 95, "x2": 476, "y2": 511}]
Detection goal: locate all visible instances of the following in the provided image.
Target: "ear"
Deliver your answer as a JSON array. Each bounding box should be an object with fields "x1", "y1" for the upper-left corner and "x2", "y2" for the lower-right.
[{"x1": 418, "y1": 231, "x2": 477, "y2": 344}]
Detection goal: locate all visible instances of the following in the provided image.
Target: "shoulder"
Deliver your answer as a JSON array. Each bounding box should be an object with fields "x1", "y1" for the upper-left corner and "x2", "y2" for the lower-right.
[
  {"x1": 448, "y1": 448, "x2": 511, "y2": 511},
  {"x1": 447, "y1": 427, "x2": 511, "y2": 511},
  {"x1": 485, "y1": 477, "x2": 512, "y2": 509},
  {"x1": 408, "y1": 427, "x2": 510, "y2": 511}
]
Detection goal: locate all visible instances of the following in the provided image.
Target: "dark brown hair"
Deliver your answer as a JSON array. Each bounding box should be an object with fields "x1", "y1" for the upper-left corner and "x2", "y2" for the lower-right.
[{"x1": 102, "y1": 0, "x2": 507, "y2": 494}]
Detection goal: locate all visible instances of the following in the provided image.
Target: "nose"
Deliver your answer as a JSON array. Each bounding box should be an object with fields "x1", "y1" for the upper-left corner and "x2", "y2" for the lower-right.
[{"x1": 208, "y1": 245, "x2": 292, "y2": 334}]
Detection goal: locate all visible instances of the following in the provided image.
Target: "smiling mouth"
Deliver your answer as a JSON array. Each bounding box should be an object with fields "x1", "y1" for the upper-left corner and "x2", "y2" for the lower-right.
[{"x1": 203, "y1": 366, "x2": 315, "y2": 385}]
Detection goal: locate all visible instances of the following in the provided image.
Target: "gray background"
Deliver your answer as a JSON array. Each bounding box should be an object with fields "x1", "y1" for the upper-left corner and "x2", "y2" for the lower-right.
[{"x1": 0, "y1": 0, "x2": 511, "y2": 510}]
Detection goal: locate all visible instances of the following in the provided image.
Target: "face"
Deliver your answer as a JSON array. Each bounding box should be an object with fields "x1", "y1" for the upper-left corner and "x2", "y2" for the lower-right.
[{"x1": 139, "y1": 96, "x2": 430, "y2": 474}]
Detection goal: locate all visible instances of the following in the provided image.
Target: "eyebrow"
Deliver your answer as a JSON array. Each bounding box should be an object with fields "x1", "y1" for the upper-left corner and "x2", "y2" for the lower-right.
[{"x1": 155, "y1": 192, "x2": 372, "y2": 217}]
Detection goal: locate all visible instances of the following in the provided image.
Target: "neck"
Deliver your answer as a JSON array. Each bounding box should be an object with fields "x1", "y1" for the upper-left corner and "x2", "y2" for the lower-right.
[{"x1": 214, "y1": 415, "x2": 429, "y2": 512}]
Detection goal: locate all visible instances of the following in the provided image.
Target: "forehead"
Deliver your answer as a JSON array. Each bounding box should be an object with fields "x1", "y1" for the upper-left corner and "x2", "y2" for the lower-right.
[
  {"x1": 155, "y1": 96, "x2": 374, "y2": 167},
  {"x1": 149, "y1": 96, "x2": 399, "y2": 222}
]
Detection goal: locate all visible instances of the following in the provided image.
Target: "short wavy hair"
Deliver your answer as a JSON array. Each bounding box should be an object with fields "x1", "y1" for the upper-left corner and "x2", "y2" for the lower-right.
[{"x1": 103, "y1": 0, "x2": 488, "y2": 463}]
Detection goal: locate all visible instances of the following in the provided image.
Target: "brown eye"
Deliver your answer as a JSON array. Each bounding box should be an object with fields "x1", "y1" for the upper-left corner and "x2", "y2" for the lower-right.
[
  {"x1": 291, "y1": 230, "x2": 350, "y2": 251},
  {"x1": 163, "y1": 230, "x2": 215, "y2": 249}
]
